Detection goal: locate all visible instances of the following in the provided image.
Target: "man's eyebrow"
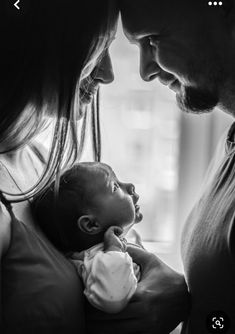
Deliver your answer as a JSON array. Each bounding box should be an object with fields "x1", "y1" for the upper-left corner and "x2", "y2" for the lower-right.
[{"x1": 124, "y1": 30, "x2": 154, "y2": 43}]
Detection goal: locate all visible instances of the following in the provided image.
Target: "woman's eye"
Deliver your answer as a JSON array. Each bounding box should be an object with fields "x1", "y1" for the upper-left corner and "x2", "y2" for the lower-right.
[
  {"x1": 148, "y1": 35, "x2": 159, "y2": 47},
  {"x1": 113, "y1": 183, "x2": 119, "y2": 192}
]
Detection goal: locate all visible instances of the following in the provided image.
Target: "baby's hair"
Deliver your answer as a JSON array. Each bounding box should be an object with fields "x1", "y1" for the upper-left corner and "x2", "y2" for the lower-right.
[{"x1": 32, "y1": 162, "x2": 101, "y2": 252}]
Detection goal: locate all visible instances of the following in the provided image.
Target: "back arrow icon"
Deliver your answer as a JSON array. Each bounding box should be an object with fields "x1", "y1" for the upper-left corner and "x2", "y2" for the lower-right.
[{"x1": 14, "y1": 0, "x2": 20, "y2": 10}]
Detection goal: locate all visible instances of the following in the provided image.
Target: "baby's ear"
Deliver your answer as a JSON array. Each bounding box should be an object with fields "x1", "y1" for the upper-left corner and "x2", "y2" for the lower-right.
[{"x1": 77, "y1": 215, "x2": 101, "y2": 234}]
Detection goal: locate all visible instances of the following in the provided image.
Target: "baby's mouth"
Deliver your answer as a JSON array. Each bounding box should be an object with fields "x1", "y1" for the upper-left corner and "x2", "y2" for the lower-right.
[
  {"x1": 134, "y1": 204, "x2": 143, "y2": 223},
  {"x1": 135, "y1": 204, "x2": 140, "y2": 212}
]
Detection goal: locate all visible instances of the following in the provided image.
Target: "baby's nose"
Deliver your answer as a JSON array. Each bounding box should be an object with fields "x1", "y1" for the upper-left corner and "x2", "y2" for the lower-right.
[
  {"x1": 127, "y1": 183, "x2": 139, "y2": 201},
  {"x1": 127, "y1": 183, "x2": 135, "y2": 195}
]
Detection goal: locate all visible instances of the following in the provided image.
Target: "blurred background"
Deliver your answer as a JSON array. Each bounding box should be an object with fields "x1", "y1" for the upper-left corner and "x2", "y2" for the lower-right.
[
  {"x1": 90, "y1": 19, "x2": 232, "y2": 273},
  {"x1": 94, "y1": 21, "x2": 233, "y2": 333},
  {"x1": 36, "y1": 19, "x2": 233, "y2": 334},
  {"x1": 37, "y1": 18, "x2": 233, "y2": 272}
]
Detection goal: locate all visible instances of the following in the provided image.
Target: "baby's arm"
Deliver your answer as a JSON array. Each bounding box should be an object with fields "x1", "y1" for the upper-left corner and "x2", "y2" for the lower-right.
[{"x1": 75, "y1": 226, "x2": 138, "y2": 314}]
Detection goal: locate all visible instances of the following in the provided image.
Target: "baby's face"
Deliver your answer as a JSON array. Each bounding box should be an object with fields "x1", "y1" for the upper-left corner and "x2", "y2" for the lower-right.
[{"x1": 88, "y1": 163, "x2": 143, "y2": 230}]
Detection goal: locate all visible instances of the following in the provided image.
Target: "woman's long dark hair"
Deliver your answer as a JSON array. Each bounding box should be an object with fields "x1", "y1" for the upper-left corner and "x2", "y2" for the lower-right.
[{"x1": 0, "y1": 0, "x2": 118, "y2": 201}]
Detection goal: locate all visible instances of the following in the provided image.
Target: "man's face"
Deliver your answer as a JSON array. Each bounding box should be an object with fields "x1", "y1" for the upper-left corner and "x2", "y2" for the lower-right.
[
  {"x1": 88, "y1": 163, "x2": 143, "y2": 230},
  {"x1": 121, "y1": 0, "x2": 231, "y2": 114}
]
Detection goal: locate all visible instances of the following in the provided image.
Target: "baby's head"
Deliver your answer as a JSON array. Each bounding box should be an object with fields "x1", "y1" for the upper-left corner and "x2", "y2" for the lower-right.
[{"x1": 32, "y1": 162, "x2": 142, "y2": 252}]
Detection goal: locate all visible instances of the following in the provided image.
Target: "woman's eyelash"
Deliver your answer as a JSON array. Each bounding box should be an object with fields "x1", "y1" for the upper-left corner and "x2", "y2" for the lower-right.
[
  {"x1": 113, "y1": 183, "x2": 119, "y2": 191},
  {"x1": 148, "y1": 36, "x2": 159, "y2": 46}
]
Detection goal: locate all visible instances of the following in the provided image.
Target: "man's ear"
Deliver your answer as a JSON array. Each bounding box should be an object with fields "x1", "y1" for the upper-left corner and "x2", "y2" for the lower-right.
[{"x1": 77, "y1": 215, "x2": 102, "y2": 235}]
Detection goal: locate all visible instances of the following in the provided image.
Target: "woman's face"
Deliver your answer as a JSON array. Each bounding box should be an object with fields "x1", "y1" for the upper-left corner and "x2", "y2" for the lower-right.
[
  {"x1": 79, "y1": 18, "x2": 117, "y2": 106},
  {"x1": 79, "y1": 49, "x2": 115, "y2": 105}
]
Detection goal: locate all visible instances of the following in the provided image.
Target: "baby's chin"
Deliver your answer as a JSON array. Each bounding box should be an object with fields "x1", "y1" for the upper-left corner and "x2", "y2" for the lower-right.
[{"x1": 135, "y1": 211, "x2": 143, "y2": 224}]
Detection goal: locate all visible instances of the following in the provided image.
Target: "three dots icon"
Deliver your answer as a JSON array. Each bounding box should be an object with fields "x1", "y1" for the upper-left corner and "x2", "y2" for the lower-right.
[{"x1": 208, "y1": 1, "x2": 223, "y2": 5}]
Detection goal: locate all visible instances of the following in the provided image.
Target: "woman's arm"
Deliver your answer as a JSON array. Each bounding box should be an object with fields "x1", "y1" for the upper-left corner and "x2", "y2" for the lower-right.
[
  {"x1": 86, "y1": 244, "x2": 190, "y2": 334},
  {"x1": 0, "y1": 206, "x2": 11, "y2": 328}
]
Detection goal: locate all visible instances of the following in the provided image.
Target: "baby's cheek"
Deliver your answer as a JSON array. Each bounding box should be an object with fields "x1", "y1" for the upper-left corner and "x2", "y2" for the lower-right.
[{"x1": 122, "y1": 200, "x2": 135, "y2": 224}]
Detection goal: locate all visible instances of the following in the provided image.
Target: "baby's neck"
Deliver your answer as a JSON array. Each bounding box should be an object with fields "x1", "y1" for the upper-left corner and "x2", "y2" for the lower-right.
[{"x1": 77, "y1": 231, "x2": 104, "y2": 252}]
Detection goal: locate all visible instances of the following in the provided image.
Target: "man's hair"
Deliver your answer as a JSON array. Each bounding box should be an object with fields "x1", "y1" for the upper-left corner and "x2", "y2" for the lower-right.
[{"x1": 32, "y1": 162, "x2": 100, "y2": 252}]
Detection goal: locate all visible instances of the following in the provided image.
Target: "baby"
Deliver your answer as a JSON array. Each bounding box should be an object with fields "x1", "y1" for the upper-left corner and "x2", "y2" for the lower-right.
[{"x1": 32, "y1": 162, "x2": 143, "y2": 313}]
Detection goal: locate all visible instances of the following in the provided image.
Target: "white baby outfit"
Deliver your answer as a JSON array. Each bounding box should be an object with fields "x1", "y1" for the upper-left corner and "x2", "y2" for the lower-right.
[{"x1": 72, "y1": 243, "x2": 140, "y2": 313}]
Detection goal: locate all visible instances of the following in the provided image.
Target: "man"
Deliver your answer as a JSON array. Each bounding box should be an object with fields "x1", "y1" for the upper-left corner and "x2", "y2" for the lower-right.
[{"x1": 120, "y1": 0, "x2": 235, "y2": 333}]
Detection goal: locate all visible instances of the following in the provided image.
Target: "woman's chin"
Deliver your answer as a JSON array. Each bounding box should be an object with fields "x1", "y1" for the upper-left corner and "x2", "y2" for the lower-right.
[{"x1": 80, "y1": 93, "x2": 94, "y2": 105}]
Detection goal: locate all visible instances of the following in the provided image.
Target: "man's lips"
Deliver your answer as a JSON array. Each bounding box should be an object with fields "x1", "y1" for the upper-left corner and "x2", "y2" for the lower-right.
[{"x1": 158, "y1": 77, "x2": 180, "y2": 92}]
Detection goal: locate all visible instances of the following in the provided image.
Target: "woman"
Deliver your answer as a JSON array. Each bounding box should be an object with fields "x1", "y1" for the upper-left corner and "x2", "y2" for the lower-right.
[
  {"x1": 0, "y1": 1, "x2": 118, "y2": 332},
  {"x1": 0, "y1": 0, "x2": 189, "y2": 333}
]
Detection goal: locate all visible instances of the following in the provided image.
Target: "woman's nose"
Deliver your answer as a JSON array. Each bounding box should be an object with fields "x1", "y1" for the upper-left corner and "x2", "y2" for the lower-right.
[{"x1": 95, "y1": 51, "x2": 114, "y2": 84}]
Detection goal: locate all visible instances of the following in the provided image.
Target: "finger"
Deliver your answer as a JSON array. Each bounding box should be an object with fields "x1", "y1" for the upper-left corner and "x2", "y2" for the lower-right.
[
  {"x1": 105, "y1": 226, "x2": 123, "y2": 238},
  {"x1": 111, "y1": 225, "x2": 123, "y2": 236},
  {"x1": 114, "y1": 226, "x2": 123, "y2": 236},
  {"x1": 126, "y1": 244, "x2": 158, "y2": 265},
  {"x1": 70, "y1": 251, "x2": 84, "y2": 260}
]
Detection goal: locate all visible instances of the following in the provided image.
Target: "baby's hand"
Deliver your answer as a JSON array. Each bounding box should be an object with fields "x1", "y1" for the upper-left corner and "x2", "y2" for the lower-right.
[{"x1": 103, "y1": 226, "x2": 127, "y2": 253}]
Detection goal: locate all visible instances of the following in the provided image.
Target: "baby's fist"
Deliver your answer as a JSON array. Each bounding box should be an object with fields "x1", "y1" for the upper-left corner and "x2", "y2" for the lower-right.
[{"x1": 103, "y1": 226, "x2": 127, "y2": 252}]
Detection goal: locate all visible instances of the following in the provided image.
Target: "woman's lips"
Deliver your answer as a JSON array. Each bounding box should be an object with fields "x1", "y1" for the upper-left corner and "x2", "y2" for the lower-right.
[
  {"x1": 80, "y1": 83, "x2": 98, "y2": 104},
  {"x1": 158, "y1": 76, "x2": 180, "y2": 92}
]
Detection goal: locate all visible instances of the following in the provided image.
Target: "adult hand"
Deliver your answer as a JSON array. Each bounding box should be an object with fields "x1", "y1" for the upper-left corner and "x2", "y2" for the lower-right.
[{"x1": 85, "y1": 244, "x2": 190, "y2": 334}]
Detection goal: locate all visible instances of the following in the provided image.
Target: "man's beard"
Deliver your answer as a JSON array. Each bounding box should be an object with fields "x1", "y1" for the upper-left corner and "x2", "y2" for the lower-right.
[{"x1": 176, "y1": 85, "x2": 219, "y2": 114}]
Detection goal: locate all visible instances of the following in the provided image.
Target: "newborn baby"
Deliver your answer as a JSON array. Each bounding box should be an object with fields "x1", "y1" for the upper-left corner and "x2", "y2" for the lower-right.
[{"x1": 32, "y1": 162, "x2": 143, "y2": 313}]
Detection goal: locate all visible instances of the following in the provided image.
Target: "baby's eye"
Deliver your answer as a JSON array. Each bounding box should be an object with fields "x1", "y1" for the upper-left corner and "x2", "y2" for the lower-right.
[{"x1": 113, "y1": 183, "x2": 119, "y2": 192}]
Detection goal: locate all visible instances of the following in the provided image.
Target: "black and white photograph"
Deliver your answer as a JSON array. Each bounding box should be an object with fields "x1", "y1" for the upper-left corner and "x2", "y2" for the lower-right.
[{"x1": 0, "y1": 0, "x2": 235, "y2": 333}]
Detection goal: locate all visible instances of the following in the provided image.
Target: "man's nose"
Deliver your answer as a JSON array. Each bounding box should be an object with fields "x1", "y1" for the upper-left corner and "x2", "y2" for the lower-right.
[
  {"x1": 95, "y1": 51, "x2": 114, "y2": 84},
  {"x1": 139, "y1": 46, "x2": 160, "y2": 82}
]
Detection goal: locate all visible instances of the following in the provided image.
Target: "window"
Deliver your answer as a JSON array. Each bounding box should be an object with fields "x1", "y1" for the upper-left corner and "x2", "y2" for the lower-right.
[
  {"x1": 99, "y1": 20, "x2": 232, "y2": 271},
  {"x1": 36, "y1": 20, "x2": 232, "y2": 273}
]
